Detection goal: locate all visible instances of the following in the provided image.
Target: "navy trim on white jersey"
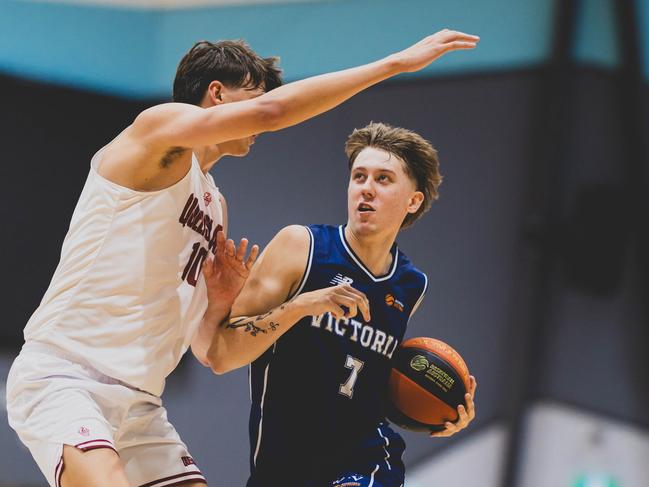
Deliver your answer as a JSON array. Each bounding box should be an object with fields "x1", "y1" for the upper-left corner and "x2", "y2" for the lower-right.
[{"x1": 338, "y1": 225, "x2": 398, "y2": 282}]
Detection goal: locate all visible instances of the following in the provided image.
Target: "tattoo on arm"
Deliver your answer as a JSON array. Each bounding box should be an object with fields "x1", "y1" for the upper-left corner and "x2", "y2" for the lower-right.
[{"x1": 226, "y1": 305, "x2": 286, "y2": 337}]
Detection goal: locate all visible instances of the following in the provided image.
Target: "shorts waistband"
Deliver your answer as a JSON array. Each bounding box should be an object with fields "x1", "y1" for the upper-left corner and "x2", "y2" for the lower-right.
[{"x1": 21, "y1": 341, "x2": 158, "y2": 397}]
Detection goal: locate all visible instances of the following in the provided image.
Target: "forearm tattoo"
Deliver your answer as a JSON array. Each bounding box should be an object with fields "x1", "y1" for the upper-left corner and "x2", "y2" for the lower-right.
[{"x1": 226, "y1": 305, "x2": 286, "y2": 337}]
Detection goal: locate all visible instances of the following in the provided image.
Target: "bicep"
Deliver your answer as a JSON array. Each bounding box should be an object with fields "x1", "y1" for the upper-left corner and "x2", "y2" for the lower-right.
[
  {"x1": 134, "y1": 101, "x2": 279, "y2": 150},
  {"x1": 231, "y1": 226, "x2": 311, "y2": 318}
]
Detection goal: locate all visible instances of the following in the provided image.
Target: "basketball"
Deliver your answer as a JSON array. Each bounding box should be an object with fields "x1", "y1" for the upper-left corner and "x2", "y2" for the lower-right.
[{"x1": 387, "y1": 337, "x2": 471, "y2": 433}]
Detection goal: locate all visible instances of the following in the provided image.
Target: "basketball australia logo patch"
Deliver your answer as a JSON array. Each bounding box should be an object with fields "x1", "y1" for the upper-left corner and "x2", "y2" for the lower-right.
[{"x1": 385, "y1": 293, "x2": 404, "y2": 312}]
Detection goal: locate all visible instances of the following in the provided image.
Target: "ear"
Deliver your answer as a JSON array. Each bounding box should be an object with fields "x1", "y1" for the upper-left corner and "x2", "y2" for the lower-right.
[
  {"x1": 407, "y1": 191, "x2": 424, "y2": 214},
  {"x1": 206, "y1": 80, "x2": 225, "y2": 106}
]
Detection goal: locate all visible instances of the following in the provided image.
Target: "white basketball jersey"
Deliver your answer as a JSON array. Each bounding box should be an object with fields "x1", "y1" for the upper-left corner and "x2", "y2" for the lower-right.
[{"x1": 24, "y1": 150, "x2": 223, "y2": 396}]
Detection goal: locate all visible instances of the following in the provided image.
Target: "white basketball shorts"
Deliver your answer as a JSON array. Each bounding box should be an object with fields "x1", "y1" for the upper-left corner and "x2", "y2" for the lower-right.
[{"x1": 6, "y1": 342, "x2": 207, "y2": 487}]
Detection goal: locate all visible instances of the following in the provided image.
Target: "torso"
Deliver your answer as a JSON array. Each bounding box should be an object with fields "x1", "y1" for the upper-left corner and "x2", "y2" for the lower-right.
[
  {"x1": 248, "y1": 224, "x2": 428, "y2": 480},
  {"x1": 23, "y1": 149, "x2": 223, "y2": 396}
]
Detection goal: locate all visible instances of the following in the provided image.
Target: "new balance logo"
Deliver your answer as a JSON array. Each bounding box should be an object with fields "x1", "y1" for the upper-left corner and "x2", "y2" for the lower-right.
[{"x1": 330, "y1": 273, "x2": 354, "y2": 286}]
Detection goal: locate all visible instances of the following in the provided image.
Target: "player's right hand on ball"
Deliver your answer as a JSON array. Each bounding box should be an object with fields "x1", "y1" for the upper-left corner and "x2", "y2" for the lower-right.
[
  {"x1": 295, "y1": 284, "x2": 371, "y2": 322},
  {"x1": 391, "y1": 29, "x2": 480, "y2": 73}
]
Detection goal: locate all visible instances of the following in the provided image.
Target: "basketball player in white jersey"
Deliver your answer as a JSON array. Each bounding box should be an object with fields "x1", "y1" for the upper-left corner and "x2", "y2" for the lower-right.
[{"x1": 6, "y1": 31, "x2": 479, "y2": 487}]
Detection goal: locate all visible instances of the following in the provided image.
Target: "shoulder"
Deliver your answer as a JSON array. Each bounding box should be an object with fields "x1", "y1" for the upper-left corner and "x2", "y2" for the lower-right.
[
  {"x1": 133, "y1": 102, "x2": 197, "y2": 128},
  {"x1": 396, "y1": 250, "x2": 428, "y2": 290},
  {"x1": 249, "y1": 226, "x2": 312, "y2": 295},
  {"x1": 397, "y1": 255, "x2": 428, "y2": 317},
  {"x1": 268, "y1": 225, "x2": 311, "y2": 254}
]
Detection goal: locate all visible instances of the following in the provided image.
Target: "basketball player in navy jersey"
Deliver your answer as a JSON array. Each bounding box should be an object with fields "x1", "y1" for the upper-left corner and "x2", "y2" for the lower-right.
[{"x1": 203, "y1": 123, "x2": 477, "y2": 486}]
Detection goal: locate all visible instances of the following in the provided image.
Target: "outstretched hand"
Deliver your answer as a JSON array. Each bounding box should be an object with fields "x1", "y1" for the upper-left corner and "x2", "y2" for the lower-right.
[
  {"x1": 394, "y1": 29, "x2": 480, "y2": 73},
  {"x1": 430, "y1": 375, "x2": 477, "y2": 438},
  {"x1": 202, "y1": 231, "x2": 259, "y2": 306}
]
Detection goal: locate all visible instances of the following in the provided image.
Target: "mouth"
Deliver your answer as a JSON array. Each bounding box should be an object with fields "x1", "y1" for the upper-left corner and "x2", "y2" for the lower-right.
[{"x1": 357, "y1": 203, "x2": 375, "y2": 213}]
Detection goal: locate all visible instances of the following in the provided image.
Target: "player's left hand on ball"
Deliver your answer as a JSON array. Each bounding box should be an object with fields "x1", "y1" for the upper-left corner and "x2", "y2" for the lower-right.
[
  {"x1": 203, "y1": 231, "x2": 259, "y2": 304},
  {"x1": 430, "y1": 375, "x2": 476, "y2": 438}
]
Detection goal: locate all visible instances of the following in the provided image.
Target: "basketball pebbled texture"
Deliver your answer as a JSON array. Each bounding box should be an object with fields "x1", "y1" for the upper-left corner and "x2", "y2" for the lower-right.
[{"x1": 387, "y1": 337, "x2": 471, "y2": 432}]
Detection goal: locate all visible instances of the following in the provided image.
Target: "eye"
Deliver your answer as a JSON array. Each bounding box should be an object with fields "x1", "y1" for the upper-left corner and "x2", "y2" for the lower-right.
[
  {"x1": 377, "y1": 174, "x2": 391, "y2": 183},
  {"x1": 353, "y1": 172, "x2": 366, "y2": 181}
]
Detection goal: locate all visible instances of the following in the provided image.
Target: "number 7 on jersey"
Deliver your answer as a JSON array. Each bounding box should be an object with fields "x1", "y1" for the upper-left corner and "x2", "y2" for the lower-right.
[{"x1": 339, "y1": 355, "x2": 364, "y2": 399}]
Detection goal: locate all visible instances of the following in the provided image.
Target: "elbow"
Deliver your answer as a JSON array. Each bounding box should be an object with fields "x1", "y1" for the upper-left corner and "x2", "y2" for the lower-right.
[
  {"x1": 206, "y1": 348, "x2": 237, "y2": 375},
  {"x1": 209, "y1": 360, "x2": 231, "y2": 375}
]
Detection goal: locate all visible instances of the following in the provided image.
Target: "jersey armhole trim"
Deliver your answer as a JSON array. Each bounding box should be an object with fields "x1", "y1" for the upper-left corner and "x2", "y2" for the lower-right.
[
  {"x1": 409, "y1": 272, "x2": 428, "y2": 320},
  {"x1": 286, "y1": 225, "x2": 314, "y2": 300}
]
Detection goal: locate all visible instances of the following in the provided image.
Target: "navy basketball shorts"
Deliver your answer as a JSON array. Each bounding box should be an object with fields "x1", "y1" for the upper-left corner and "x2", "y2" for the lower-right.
[
  {"x1": 249, "y1": 423, "x2": 406, "y2": 487},
  {"x1": 328, "y1": 423, "x2": 406, "y2": 487}
]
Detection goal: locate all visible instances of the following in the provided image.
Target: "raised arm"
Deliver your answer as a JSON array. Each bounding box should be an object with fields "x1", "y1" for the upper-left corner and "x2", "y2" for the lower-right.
[
  {"x1": 204, "y1": 225, "x2": 370, "y2": 374},
  {"x1": 134, "y1": 30, "x2": 479, "y2": 149}
]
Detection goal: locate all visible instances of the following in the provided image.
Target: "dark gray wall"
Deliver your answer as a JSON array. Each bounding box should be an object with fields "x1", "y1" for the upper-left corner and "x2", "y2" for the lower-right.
[{"x1": 536, "y1": 70, "x2": 649, "y2": 424}]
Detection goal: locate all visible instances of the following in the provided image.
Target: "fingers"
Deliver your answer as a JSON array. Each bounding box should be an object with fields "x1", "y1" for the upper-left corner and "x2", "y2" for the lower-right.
[
  {"x1": 456, "y1": 404, "x2": 469, "y2": 426},
  {"x1": 213, "y1": 232, "x2": 259, "y2": 274},
  {"x1": 465, "y1": 392, "x2": 476, "y2": 421},
  {"x1": 340, "y1": 284, "x2": 371, "y2": 321},
  {"x1": 430, "y1": 394, "x2": 476, "y2": 438},
  {"x1": 465, "y1": 376, "x2": 476, "y2": 420},
  {"x1": 331, "y1": 284, "x2": 371, "y2": 321},
  {"x1": 215, "y1": 230, "x2": 226, "y2": 255},
  {"x1": 327, "y1": 293, "x2": 358, "y2": 320},
  {"x1": 430, "y1": 421, "x2": 457, "y2": 438},
  {"x1": 235, "y1": 238, "x2": 248, "y2": 261},
  {"x1": 448, "y1": 41, "x2": 479, "y2": 50},
  {"x1": 202, "y1": 255, "x2": 214, "y2": 278},
  {"x1": 225, "y1": 237, "x2": 236, "y2": 258},
  {"x1": 246, "y1": 244, "x2": 260, "y2": 270},
  {"x1": 437, "y1": 29, "x2": 480, "y2": 43}
]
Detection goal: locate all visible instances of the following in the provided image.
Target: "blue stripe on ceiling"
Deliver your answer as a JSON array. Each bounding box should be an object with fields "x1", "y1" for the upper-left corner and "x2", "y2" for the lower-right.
[
  {"x1": 638, "y1": 0, "x2": 649, "y2": 80},
  {"x1": 3, "y1": 0, "x2": 556, "y2": 98},
  {"x1": 573, "y1": 0, "x2": 619, "y2": 69},
  {"x1": 0, "y1": 1, "x2": 157, "y2": 97}
]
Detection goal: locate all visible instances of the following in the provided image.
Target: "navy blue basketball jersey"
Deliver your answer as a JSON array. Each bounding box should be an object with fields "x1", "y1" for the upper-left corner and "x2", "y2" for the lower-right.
[{"x1": 248, "y1": 225, "x2": 428, "y2": 486}]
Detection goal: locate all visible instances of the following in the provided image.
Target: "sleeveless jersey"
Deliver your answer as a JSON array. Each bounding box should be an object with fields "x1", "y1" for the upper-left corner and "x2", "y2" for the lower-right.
[
  {"x1": 248, "y1": 224, "x2": 428, "y2": 482},
  {"x1": 23, "y1": 150, "x2": 223, "y2": 396}
]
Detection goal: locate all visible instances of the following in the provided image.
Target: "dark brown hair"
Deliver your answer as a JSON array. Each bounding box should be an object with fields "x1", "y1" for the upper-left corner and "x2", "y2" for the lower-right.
[
  {"x1": 345, "y1": 122, "x2": 442, "y2": 229},
  {"x1": 173, "y1": 40, "x2": 283, "y2": 105}
]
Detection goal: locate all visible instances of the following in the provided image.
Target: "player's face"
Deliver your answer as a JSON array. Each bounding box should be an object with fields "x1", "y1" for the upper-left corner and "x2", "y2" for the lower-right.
[
  {"x1": 216, "y1": 84, "x2": 265, "y2": 156},
  {"x1": 347, "y1": 147, "x2": 423, "y2": 237}
]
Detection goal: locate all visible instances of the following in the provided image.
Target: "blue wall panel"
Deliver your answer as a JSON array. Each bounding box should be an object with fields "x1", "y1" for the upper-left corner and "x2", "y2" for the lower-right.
[{"x1": 1, "y1": 0, "x2": 555, "y2": 98}]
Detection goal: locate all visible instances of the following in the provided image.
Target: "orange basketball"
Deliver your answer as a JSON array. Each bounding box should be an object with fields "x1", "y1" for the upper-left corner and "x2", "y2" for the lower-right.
[{"x1": 387, "y1": 337, "x2": 471, "y2": 433}]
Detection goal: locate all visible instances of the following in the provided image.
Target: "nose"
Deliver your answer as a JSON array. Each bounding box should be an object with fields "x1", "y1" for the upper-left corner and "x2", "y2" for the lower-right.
[{"x1": 360, "y1": 180, "x2": 375, "y2": 199}]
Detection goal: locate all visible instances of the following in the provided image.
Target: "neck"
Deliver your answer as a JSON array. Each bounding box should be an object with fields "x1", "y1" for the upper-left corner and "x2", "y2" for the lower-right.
[
  {"x1": 344, "y1": 224, "x2": 397, "y2": 276},
  {"x1": 193, "y1": 146, "x2": 224, "y2": 174}
]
